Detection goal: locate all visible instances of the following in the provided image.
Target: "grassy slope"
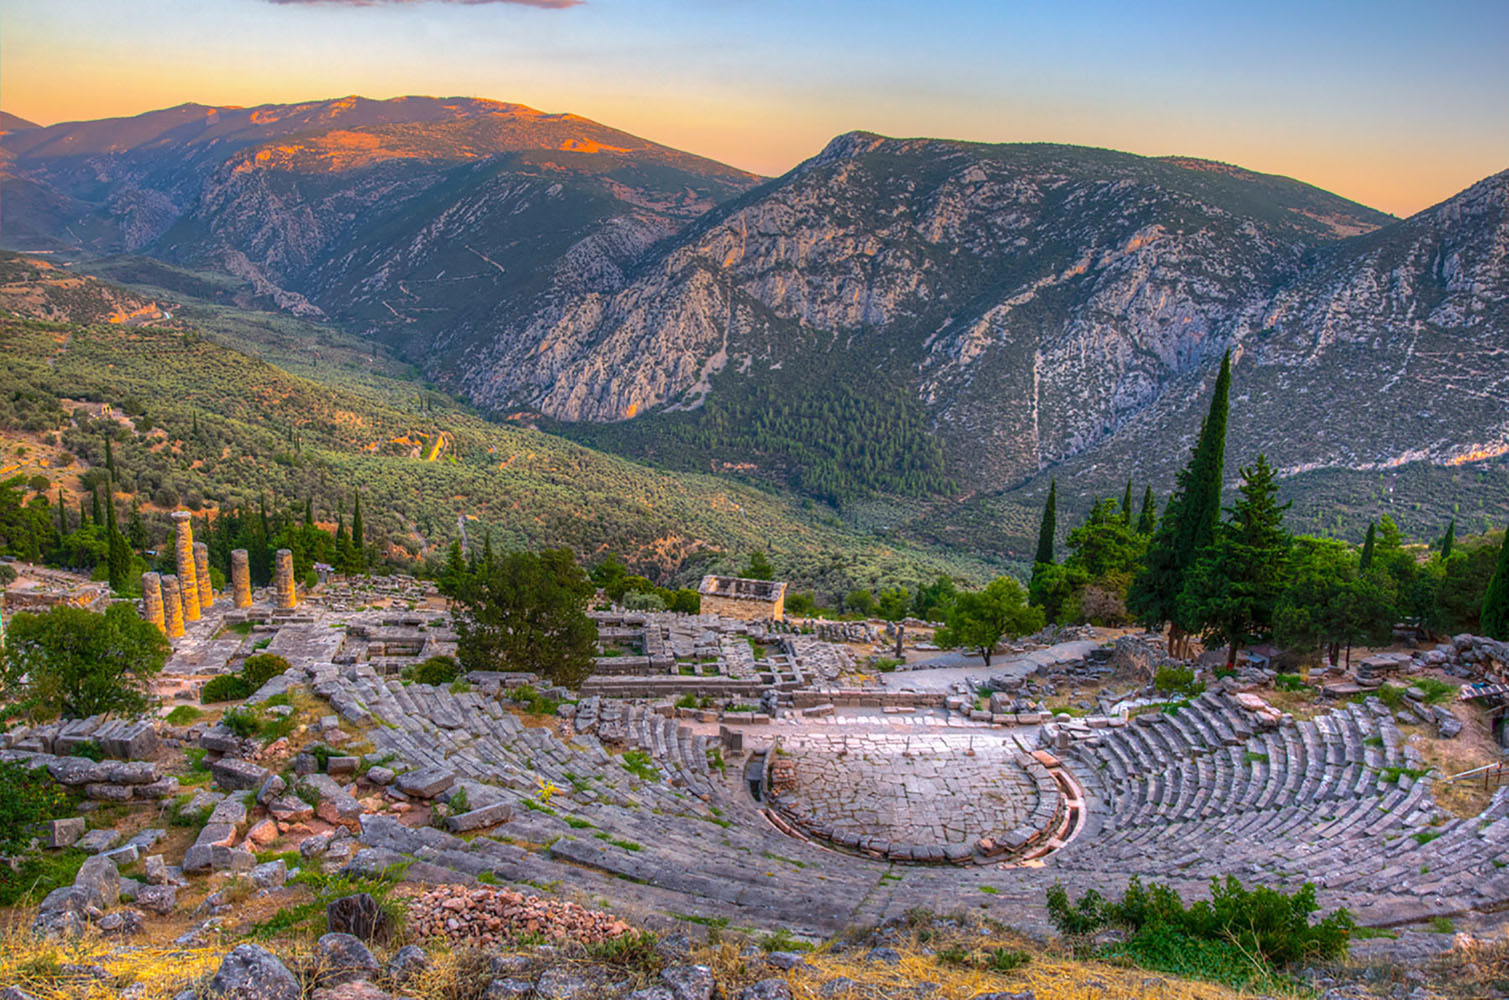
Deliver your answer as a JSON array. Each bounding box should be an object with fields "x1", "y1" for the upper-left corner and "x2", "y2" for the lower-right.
[{"x1": 1, "y1": 253, "x2": 1001, "y2": 596}]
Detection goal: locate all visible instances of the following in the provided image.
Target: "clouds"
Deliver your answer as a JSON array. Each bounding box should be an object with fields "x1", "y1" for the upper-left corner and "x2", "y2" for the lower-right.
[{"x1": 264, "y1": 0, "x2": 581, "y2": 8}]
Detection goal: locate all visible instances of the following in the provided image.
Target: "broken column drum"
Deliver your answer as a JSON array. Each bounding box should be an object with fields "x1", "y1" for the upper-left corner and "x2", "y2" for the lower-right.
[
  {"x1": 230, "y1": 549, "x2": 252, "y2": 609},
  {"x1": 140, "y1": 572, "x2": 166, "y2": 633},
  {"x1": 172, "y1": 511, "x2": 200, "y2": 623},
  {"x1": 274, "y1": 549, "x2": 297, "y2": 610},
  {"x1": 161, "y1": 574, "x2": 186, "y2": 639},
  {"x1": 194, "y1": 541, "x2": 213, "y2": 611}
]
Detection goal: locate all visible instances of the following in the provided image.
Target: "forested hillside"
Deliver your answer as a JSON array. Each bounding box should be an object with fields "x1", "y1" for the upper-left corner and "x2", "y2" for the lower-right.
[{"x1": 0, "y1": 253, "x2": 999, "y2": 600}]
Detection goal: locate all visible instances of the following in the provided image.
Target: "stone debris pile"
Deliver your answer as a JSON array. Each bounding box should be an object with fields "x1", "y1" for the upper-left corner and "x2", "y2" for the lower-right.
[{"x1": 406, "y1": 884, "x2": 634, "y2": 946}]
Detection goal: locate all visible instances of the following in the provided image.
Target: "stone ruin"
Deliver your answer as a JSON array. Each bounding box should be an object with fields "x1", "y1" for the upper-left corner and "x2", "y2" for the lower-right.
[
  {"x1": 697, "y1": 574, "x2": 787, "y2": 621},
  {"x1": 11, "y1": 558, "x2": 1509, "y2": 950}
]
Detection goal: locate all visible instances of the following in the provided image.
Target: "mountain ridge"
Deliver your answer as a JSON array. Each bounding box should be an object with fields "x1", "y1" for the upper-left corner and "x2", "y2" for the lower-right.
[{"x1": 2, "y1": 96, "x2": 1504, "y2": 543}]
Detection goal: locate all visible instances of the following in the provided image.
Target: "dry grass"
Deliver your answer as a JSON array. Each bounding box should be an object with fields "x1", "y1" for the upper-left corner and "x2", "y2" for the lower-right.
[
  {"x1": 1413, "y1": 701, "x2": 1504, "y2": 819},
  {"x1": 1421, "y1": 931, "x2": 1509, "y2": 998},
  {"x1": 0, "y1": 925, "x2": 224, "y2": 1000}
]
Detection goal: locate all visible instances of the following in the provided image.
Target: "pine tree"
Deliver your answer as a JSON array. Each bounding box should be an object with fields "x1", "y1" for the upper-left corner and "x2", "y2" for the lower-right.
[
  {"x1": 350, "y1": 491, "x2": 366, "y2": 572},
  {"x1": 1441, "y1": 518, "x2": 1456, "y2": 560},
  {"x1": 1179, "y1": 455, "x2": 1291, "y2": 668},
  {"x1": 1127, "y1": 351, "x2": 1231, "y2": 652},
  {"x1": 1034, "y1": 480, "x2": 1057, "y2": 567},
  {"x1": 1359, "y1": 521, "x2": 1376, "y2": 571},
  {"x1": 1136, "y1": 486, "x2": 1157, "y2": 536},
  {"x1": 1121, "y1": 480, "x2": 1134, "y2": 525},
  {"x1": 1482, "y1": 524, "x2": 1509, "y2": 641}
]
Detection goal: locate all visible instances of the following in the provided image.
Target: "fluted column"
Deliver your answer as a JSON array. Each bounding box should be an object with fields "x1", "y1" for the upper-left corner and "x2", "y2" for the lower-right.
[
  {"x1": 230, "y1": 549, "x2": 252, "y2": 609},
  {"x1": 161, "y1": 574, "x2": 185, "y2": 638},
  {"x1": 172, "y1": 512, "x2": 200, "y2": 622},
  {"x1": 274, "y1": 549, "x2": 297, "y2": 610},
  {"x1": 193, "y1": 542, "x2": 213, "y2": 611},
  {"x1": 141, "y1": 572, "x2": 165, "y2": 633}
]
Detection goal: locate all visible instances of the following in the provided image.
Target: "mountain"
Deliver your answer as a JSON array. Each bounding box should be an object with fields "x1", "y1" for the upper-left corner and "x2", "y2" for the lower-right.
[
  {"x1": 0, "y1": 251, "x2": 995, "y2": 597},
  {"x1": 1, "y1": 95, "x2": 760, "y2": 322},
  {"x1": 5, "y1": 98, "x2": 1506, "y2": 550}
]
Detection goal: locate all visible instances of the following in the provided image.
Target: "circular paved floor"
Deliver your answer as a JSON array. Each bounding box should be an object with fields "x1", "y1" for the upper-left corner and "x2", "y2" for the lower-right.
[{"x1": 767, "y1": 733, "x2": 1041, "y2": 859}]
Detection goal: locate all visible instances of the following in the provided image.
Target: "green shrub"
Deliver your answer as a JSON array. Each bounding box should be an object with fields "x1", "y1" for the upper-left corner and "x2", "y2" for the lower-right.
[
  {"x1": 620, "y1": 750, "x2": 660, "y2": 782},
  {"x1": 0, "y1": 849, "x2": 88, "y2": 906},
  {"x1": 403, "y1": 655, "x2": 460, "y2": 686},
  {"x1": 68, "y1": 739, "x2": 104, "y2": 761},
  {"x1": 1274, "y1": 673, "x2": 1311, "y2": 693},
  {"x1": 1154, "y1": 665, "x2": 1204, "y2": 698},
  {"x1": 984, "y1": 947, "x2": 1031, "y2": 973},
  {"x1": 0, "y1": 761, "x2": 75, "y2": 854},
  {"x1": 240, "y1": 653, "x2": 291, "y2": 689},
  {"x1": 1047, "y1": 877, "x2": 1352, "y2": 988},
  {"x1": 201, "y1": 674, "x2": 251, "y2": 704},
  {"x1": 1413, "y1": 677, "x2": 1456, "y2": 705},
  {"x1": 165, "y1": 705, "x2": 204, "y2": 726},
  {"x1": 221, "y1": 707, "x2": 260, "y2": 739}
]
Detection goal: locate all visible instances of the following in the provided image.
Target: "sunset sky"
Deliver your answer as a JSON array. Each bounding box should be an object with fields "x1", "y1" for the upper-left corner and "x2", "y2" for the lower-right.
[{"x1": 5, "y1": 0, "x2": 1507, "y2": 217}]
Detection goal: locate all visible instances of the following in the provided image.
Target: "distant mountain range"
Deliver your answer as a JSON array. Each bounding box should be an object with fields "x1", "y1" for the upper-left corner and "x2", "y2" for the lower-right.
[{"x1": 3, "y1": 95, "x2": 1506, "y2": 543}]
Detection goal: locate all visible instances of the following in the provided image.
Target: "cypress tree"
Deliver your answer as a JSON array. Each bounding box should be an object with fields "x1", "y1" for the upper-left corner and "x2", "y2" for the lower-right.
[
  {"x1": 1121, "y1": 480, "x2": 1134, "y2": 524},
  {"x1": 1136, "y1": 486, "x2": 1157, "y2": 536},
  {"x1": 103, "y1": 434, "x2": 115, "y2": 476},
  {"x1": 304, "y1": 498, "x2": 314, "y2": 528},
  {"x1": 1359, "y1": 521, "x2": 1376, "y2": 572},
  {"x1": 56, "y1": 487, "x2": 67, "y2": 536},
  {"x1": 350, "y1": 492, "x2": 366, "y2": 571},
  {"x1": 79, "y1": 498, "x2": 89, "y2": 528},
  {"x1": 1441, "y1": 519, "x2": 1456, "y2": 560},
  {"x1": 1482, "y1": 525, "x2": 1509, "y2": 641},
  {"x1": 91, "y1": 486, "x2": 102, "y2": 528},
  {"x1": 1034, "y1": 480, "x2": 1057, "y2": 567},
  {"x1": 1128, "y1": 351, "x2": 1232, "y2": 651},
  {"x1": 104, "y1": 479, "x2": 130, "y2": 592}
]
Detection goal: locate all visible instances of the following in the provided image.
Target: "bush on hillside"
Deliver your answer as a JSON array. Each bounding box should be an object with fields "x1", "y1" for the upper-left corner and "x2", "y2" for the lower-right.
[
  {"x1": 1047, "y1": 877, "x2": 1353, "y2": 990},
  {"x1": 201, "y1": 674, "x2": 252, "y2": 704},
  {"x1": 403, "y1": 656, "x2": 460, "y2": 686},
  {"x1": 241, "y1": 653, "x2": 291, "y2": 689}
]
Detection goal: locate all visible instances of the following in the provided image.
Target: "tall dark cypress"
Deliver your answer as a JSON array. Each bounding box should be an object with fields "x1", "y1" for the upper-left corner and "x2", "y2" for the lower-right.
[
  {"x1": 104, "y1": 478, "x2": 130, "y2": 592},
  {"x1": 1034, "y1": 480, "x2": 1057, "y2": 567},
  {"x1": 1359, "y1": 521, "x2": 1376, "y2": 572},
  {"x1": 56, "y1": 487, "x2": 67, "y2": 536},
  {"x1": 1127, "y1": 351, "x2": 1232, "y2": 649},
  {"x1": 1173, "y1": 351, "x2": 1231, "y2": 574},
  {"x1": 1136, "y1": 486, "x2": 1157, "y2": 536},
  {"x1": 1121, "y1": 480, "x2": 1134, "y2": 524},
  {"x1": 350, "y1": 491, "x2": 366, "y2": 572},
  {"x1": 1441, "y1": 519, "x2": 1456, "y2": 560},
  {"x1": 1482, "y1": 524, "x2": 1509, "y2": 640},
  {"x1": 304, "y1": 498, "x2": 315, "y2": 528},
  {"x1": 91, "y1": 486, "x2": 103, "y2": 528},
  {"x1": 103, "y1": 434, "x2": 115, "y2": 476}
]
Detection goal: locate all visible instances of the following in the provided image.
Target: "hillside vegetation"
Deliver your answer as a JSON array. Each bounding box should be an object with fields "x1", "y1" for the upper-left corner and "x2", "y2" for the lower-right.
[{"x1": 0, "y1": 253, "x2": 999, "y2": 597}]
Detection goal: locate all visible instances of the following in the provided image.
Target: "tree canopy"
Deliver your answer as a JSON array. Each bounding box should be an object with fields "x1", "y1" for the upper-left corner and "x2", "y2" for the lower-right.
[
  {"x1": 936, "y1": 576, "x2": 1044, "y2": 667},
  {"x1": 1178, "y1": 455, "x2": 1290, "y2": 669},
  {"x1": 444, "y1": 546, "x2": 597, "y2": 688},
  {"x1": 2, "y1": 603, "x2": 170, "y2": 721}
]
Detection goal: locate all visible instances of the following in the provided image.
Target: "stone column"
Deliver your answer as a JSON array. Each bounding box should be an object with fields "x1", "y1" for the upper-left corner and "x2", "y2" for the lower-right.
[
  {"x1": 193, "y1": 542, "x2": 213, "y2": 611},
  {"x1": 274, "y1": 549, "x2": 297, "y2": 610},
  {"x1": 172, "y1": 512, "x2": 200, "y2": 622},
  {"x1": 141, "y1": 572, "x2": 166, "y2": 633},
  {"x1": 230, "y1": 549, "x2": 252, "y2": 609},
  {"x1": 161, "y1": 574, "x2": 185, "y2": 639}
]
